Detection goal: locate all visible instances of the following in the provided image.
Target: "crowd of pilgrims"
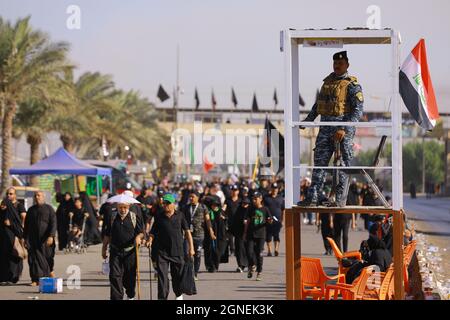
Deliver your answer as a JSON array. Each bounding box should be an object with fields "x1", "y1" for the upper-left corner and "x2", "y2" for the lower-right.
[
  {"x1": 0, "y1": 177, "x2": 286, "y2": 286},
  {"x1": 1, "y1": 173, "x2": 417, "y2": 290}
]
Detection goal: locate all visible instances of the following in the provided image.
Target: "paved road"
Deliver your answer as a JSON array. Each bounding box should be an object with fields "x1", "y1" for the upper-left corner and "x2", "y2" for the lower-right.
[
  {"x1": 0, "y1": 219, "x2": 368, "y2": 300},
  {"x1": 404, "y1": 194, "x2": 450, "y2": 237},
  {"x1": 403, "y1": 194, "x2": 450, "y2": 284}
]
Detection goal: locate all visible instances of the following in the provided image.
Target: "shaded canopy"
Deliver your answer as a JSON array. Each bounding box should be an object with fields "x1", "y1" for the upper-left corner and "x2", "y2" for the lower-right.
[{"x1": 10, "y1": 147, "x2": 111, "y2": 177}]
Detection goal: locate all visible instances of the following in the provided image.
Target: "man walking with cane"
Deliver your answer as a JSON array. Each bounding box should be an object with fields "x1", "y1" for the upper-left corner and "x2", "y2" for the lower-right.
[{"x1": 102, "y1": 195, "x2": 144, "y2": 300}]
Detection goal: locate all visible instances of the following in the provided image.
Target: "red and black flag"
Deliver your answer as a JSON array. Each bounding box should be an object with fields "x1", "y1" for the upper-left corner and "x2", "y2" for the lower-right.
[
  {"x1": 252, "y1": 93, "x2": 259, "y2": 112},
  {"x1": 231, "y1": 87, "x2": 238, "y2": 108},
  {"x1": 157, "y1": 84, "x2": 170, "y2": 102},
  {"x1": 194, "y1": 87, "x2": 200, "y2": 109},
  {"x1": 211, "y1": 90, "x2": 217, "y2": 111}
]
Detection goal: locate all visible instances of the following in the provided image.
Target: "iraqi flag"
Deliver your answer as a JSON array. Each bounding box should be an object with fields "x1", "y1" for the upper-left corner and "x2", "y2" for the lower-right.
[{"x1": 399, "y1": 39, "x2": 439, "y2": 131}]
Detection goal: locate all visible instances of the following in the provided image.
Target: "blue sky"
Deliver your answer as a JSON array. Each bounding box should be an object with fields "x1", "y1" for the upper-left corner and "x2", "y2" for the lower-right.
[{"x1": 1, "y1": 0, "x2": 449, "y2": 112}]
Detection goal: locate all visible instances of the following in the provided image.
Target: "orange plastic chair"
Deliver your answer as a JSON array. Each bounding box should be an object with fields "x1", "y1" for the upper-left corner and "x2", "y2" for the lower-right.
[
  {"x1": 362, "y1": 265, "x2": 394, "y2": 300},
  {"x1": 326, "y1": 237, "x2": 362, "y2": 280},
  {"x1": 402, "y1": 240, "x2": 417, "y2": 293},
  {"x1": 301, "y1": 257, "x2": 345, "y2": 300},
  {"x1": 387, "y1": 272, "x2": 395, "y2": 300},
  {"x1": 325, "y1": 266, "x2": 375, "y2": 300}
]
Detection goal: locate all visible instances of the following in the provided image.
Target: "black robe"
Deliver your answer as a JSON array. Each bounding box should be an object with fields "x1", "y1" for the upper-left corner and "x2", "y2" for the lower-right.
[
  {"x1": 99, "y1": 202, "x2": 114, "y2": 238},
  {"x1": 203, "y1": 208, "x2": 228, "y2": 271},
  {"x1": 56, "y1": 196, "x2": 75, "y2": 250},
  {"x1": 0, "y1": 199, "x2": 24, "y2": 283},
  {"x1": 79, "y1": 193, "x2": 101, "y2": 245},
  {"x1": 230, "y1": 204, "x2": 249, "y2": 268},
  {"x1": 367, "y1": 235, "x2": 392, "y2": 272},
  {"x1": 24, "y1": 203, "x2": 57, "y2": 282}
]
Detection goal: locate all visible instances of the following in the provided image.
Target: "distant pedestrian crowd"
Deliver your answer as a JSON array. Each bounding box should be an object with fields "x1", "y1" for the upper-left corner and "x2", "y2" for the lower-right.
[{"x1": 1, "y1": 176, "x2": 286, "y2": 300}]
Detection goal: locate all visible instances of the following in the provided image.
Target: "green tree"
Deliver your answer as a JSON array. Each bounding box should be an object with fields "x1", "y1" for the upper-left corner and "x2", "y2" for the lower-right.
[
  {"x1": 78, "y1": 89, "x2": 170, "y2": 161},
  {"x1": 53, "y1": 72, "x2": 170, "y2": 163},
  {"x1": 13, "y1": 99, "x2": 52, "y2": 186},
  {"x1": 51, "y1": 71, "x2": 116, "y2": 153},
  {"x1": 0, "y1": 16, "x2": 72, "y2": 192},
  {"x1": 355, "y1": 140, "x2": 444, "y2": 191}
]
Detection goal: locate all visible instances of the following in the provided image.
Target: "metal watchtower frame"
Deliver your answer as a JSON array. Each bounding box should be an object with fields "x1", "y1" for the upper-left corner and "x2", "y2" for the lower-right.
[{"x1": 281, "y1": 28, "x2": 405, "y2": 300}]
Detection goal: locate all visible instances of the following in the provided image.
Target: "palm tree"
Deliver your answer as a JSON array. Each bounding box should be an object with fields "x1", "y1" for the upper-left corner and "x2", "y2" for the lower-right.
[
  {"x1": 58, "y1": 73, "x2": 170, "y2": 164},
  {"x1": 119, "y1": 90, "x2": 170, "y2": 160},
  {"x1": 13, "y1": 99, "x2": 49, "y2": 165},
  {"x1": 0, "y1": 16, "x2": 71, "y2": 193},
  {"x1": 13, "y1": 99, "x2": 48, "y2": 186},
  {"x1": 52, "y1": 71, "x2": 116, "y2": 153},
  {"x1": 78, "y1": 89, "x2": 170, "y2": 162}
]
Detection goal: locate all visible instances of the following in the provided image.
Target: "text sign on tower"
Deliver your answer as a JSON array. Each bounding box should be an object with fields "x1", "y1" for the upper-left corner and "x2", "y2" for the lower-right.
[{"x1": 303, "y1": 39, "x2": 343, "y2": 48}]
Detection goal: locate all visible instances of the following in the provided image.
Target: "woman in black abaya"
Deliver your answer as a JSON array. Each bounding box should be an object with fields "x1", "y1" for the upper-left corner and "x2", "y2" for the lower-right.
[
  {"x1": 78, "y1": 193, "x2": 101, "y2": 245},
  {"x1": 0, "y1": 199, "x2": 25, "y2": 284},
  {"x1": 56, "y1": 192, "x2": 75, "y2": 250}
]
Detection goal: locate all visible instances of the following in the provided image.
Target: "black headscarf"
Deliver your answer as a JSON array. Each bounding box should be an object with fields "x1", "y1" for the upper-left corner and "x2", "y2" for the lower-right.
[
  {"x1": 79, "y1": 192, "x2": 95, "y2": 217},
  {"x1": 78, "y1": 192, "x2": 101, "y2": 245},
  {"x1": 2, "y1": 198, "x2": 23, "y2": 239}
]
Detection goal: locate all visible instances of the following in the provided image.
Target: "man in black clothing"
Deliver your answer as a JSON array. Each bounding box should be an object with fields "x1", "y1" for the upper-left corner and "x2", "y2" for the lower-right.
[
  {"x1": 333, "y1": 179, "x2": 357, "y2": 252},
  {"x1": 333, "y1": 213, "x2": 355, "y2": 253},
  {"x1": 362, "y1": 186, "x2": 384, "y2": 232},
  {"x1": 136, "y1": 187, "x2": 156, "y2": 225},
  {"x1": 316, "y1": 212, "x2": 334, "y2": 255},
  {"x1": 221, "y1": 177, "x2": 233, "y2": 200},
  {"x1": 24, "y1": 191, "x2": 57, "y2": 286},
  {"x1": 224, "y1": 185, "x2": 241, "y2": 255},
  {"x1": 258, "y1": 178, "x2": 270, "y2": 198},
  {"x1": 244, "y1": 192, "x2": 272, "y2": 281},
  {"x1": 102, "y1": 201, "x2": 144, "y2": 300},
  {"x1": 183, "y1": 191, "x2": 210, "y2": 280},
  {"x1": 6, "y1": 187, "x2": 27, "y2": 225},
  {"x1": 179, "y1": 183, "x2": 194, "y2": 212},
  {"x1": 264, "y1": 183, "x2": 284, "y2": 257},
  {"x1": 147, "y1": 193, "x2": 195, "y2": 300}
]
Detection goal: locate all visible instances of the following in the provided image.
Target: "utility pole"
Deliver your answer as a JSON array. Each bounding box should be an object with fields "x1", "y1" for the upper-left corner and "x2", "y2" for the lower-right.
[
  {"x1": 173, "y1": 44, "x2": 181, "y2": 178},
  {"x1": 173, "y1": 44, "x2": 180, "y2": 130}
]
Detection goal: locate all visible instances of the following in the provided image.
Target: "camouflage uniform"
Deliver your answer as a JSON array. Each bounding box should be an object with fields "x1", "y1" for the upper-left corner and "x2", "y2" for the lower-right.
[{"x1": 302, "y1": 72, "x2": 364, "y2": 206}]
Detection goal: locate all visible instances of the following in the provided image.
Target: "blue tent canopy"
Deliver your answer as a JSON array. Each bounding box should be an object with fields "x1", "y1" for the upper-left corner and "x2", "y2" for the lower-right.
[{"x1": 10, "y1": 147, "x2": 112, "y2": 177}]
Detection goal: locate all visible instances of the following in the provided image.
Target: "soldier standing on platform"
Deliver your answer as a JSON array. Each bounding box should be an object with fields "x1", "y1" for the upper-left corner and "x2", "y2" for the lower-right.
[{"x1": 299, "y1": 51, "x2": 364, "y2": 207}]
